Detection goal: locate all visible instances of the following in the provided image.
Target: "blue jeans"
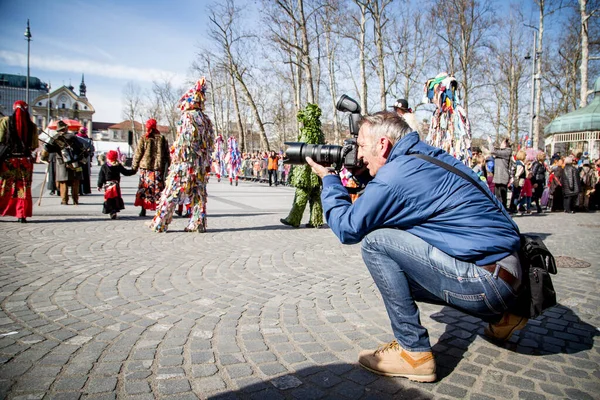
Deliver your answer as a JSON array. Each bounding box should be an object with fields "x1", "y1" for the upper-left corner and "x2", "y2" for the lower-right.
[
  {"x1": 518, "y1": 196, "x2": 532, "y2": 211},
  {"x1": 361, "y1": 229, "x2": 520, "y2": 352}
]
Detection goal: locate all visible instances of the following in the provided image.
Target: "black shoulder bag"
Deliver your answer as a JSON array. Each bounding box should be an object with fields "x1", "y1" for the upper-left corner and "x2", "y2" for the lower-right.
[{"x1": 411, "y1": 153, "x2": 557, "y2": 318}]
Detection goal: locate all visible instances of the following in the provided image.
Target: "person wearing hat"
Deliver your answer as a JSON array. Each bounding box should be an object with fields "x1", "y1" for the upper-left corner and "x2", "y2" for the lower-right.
[
  {"x1": 0, "y1": 100, "x2": 39, "y2": 223},
  {"x1": 487, "y1": 136, "x2": 513, "y2": 211},
  {"x1": 132, "y1": 119, "x2": 170, "y2": 217},
  {"x1": 390, "y1": 99, "x2": 420, "y2": 133},
  {"x1": 43, "y1": 120, "x2": 83, "y2": 205},
  {"x1": 97, "y1": 149, "x2": 136, "y2": 219},
  {"x1": 560, "y1": 155, "x2": 581, "y2": 213},
  {"x1": 579, "y1": 158, "x2": 597, "y2": 212},
  {"x1": 76, "y1": 126, "x2": 94, "y2": 196}
]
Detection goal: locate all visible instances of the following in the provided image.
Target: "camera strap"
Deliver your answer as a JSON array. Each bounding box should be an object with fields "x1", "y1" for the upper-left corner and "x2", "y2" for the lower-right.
[{"x1": 410, "y1": 153, "x2": 519, "y2": 233}]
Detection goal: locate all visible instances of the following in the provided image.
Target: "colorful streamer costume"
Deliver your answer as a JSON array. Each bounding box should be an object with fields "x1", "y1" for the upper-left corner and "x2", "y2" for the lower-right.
[
  {"x1": 226, "y1": 136, "x2": 241, "y2": 186},
  {"x1": 149, "y1": 78, "x2": 215, "y2": 232},
  {"x1": 213, "y1": 134, "x2": 227, "y2": 182},
  {"x1": 423, "y1": 72, "x2": 472, "y2": 165}
]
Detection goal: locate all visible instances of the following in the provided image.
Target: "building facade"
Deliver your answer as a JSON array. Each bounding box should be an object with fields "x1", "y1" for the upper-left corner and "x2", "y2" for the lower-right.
[
  {"x1": 30, "y1": 75, "x2": 94, "y2": 132},
  {"x1": 0, "y1": 73, "x2": 49, "y2": 116}
]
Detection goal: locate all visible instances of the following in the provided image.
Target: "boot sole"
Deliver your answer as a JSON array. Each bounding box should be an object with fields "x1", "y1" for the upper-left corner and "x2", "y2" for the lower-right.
[{"x1": 359, "y1": 363, "x2": 436, "y2": 382}]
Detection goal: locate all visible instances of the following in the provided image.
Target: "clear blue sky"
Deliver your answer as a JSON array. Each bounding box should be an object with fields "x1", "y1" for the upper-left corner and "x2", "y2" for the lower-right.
[
  {"x1": 0, "y1": 0, "x2": 218, "y2": 122},
  {"x1": 1, "y1": 0, "x2": 563, "y2": 126}
]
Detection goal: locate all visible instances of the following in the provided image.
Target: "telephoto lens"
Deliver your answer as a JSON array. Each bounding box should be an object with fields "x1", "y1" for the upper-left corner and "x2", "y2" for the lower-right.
[{"x1": 284, "y1": 142, "x2": 343, "y2": 166}]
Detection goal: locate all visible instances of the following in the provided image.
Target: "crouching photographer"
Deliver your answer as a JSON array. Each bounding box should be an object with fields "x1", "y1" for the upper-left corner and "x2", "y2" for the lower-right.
[{"x1": 306, "y1": 110, "x2": 524, "y2": 382}]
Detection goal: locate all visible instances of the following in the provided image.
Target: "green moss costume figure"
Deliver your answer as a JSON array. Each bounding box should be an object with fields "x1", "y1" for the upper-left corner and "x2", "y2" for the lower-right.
[{"x1": 280, "y1": 104, "x2": 325, "y2": 228}]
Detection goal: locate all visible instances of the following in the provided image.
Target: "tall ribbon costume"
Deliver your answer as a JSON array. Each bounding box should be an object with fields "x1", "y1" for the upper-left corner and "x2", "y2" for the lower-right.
[
  {"x1": 0, "y1": 101, "x2": 38, "y2": 222},
  {"x1": 149, "y1": 78, "x2": 215, "y2": 232},
  {"x1": 280, "y1": 104, "x2": 324, "y2": 228},
  {"x1": 226, "y1": 136, "x2": 241, "y2": 186},
  {"x1": 213, "y1": 134, "x2": 226, "y2": 181},
  {"x1": 423, "y1": 72, "x2": 472, "y2": 165}
]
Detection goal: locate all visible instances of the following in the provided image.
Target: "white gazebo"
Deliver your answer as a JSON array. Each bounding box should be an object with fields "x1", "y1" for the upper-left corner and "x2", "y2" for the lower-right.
[{"x1": 544, "y1": 76, "x2": 600, "y2": 159}]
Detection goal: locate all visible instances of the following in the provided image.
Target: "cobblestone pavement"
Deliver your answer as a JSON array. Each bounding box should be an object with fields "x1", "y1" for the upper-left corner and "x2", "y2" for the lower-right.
[{"x1": 0, "y1": 164, "x2": 599, "y2": 400}]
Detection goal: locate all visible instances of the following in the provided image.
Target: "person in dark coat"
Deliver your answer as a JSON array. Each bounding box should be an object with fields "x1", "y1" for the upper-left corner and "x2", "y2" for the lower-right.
[
  {"x1": 46, "y1": 152, "x2": 59, "y2": 195},
  {"x1": 530, "y1": 152, "x2": 547, "y2": 213},
  {"x1": 97, "y1": 150, "x2": 136, "y2": 219},
  {"x1": 548, "y1": 159, "x2": 564, "y2": 212},
  {"x1": 487, "y1": 137, "x2": 512, "y2": 210},
  {"x1": 76, "y1": 127, "x2": 94, "y2": 195},
  {"x1": 561, "y1": 156, "x2": 581, "y2": 213},
  {"x1": 42, "y1": 121, "x2": 84, "y2": 205}
]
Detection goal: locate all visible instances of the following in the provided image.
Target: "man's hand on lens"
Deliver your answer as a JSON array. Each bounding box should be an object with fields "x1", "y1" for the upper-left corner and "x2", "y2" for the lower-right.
[{"x1": 306, "y1": 157, "x2": 335, "y2": 179}]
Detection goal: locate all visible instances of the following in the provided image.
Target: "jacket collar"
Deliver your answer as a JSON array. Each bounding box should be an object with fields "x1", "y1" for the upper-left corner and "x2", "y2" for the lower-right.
[{"x1": 386, "y1": 131, "x2": 420, "y2": 164}]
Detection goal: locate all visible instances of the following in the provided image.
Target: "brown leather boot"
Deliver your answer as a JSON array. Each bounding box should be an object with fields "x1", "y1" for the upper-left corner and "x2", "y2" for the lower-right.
[
  {"x1": 484, "y1": 313, "x2": 528, "y2": 341},
  {"x1": 358, "y1": 340, "x2": 436, "y2": 382}
]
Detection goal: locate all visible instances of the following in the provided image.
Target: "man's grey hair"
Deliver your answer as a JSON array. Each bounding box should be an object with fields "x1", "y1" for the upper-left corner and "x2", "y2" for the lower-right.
[{"x1": 359, "y1": 111, "x2": 413, "y2": 146}]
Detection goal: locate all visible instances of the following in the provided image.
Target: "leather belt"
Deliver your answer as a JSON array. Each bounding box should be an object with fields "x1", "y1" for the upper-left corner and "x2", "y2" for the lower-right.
[{"x1": 481, "y1": 264, "x2": 520, "y2": 290}]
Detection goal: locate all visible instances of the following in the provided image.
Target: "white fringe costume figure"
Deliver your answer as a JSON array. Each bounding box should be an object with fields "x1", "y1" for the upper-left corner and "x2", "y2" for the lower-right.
[
  {"x1": 213, "y1": 134, "x2": 226, "y2": 182},
  {"x1": 149, "y1": 78, "x2": 215, "y2": 232},
  {"x1": 226, "y1": 136, "x2": 241, "y2": 186}
]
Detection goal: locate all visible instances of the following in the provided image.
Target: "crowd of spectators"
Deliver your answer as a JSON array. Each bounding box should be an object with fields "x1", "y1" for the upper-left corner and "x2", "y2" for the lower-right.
[
  {"x1": 211, "y1": 151, "x2": 292, "y2": 186},
  {"x1": 476, "y1": 139, "x2": 599, "y2": 215}
]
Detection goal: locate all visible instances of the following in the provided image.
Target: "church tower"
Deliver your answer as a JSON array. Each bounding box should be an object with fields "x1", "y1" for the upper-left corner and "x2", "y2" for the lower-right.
[{"x1": 79, "y1": 74, "x2": 87, "y2": 98}]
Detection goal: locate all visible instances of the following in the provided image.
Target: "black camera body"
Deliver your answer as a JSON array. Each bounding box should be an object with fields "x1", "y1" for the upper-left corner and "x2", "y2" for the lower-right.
[{"x1": 285, "y1": 94, "x2": 362, "y2": 169}]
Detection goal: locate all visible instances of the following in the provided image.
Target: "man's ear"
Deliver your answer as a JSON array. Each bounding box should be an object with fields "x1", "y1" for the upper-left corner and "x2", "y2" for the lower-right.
[{"x1": 380, "y1": 137, "x2": 392, "y2": 158}]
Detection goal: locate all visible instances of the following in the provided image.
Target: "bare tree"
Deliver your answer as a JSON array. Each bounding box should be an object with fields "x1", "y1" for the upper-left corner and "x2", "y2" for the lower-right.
[
  {"x1": 431, "y1": 0, "x2": 496, "y2": 116},
  {"x1": 209, "y1": 0, "x2": 270, "y2": 151},
  {"x1": 365, "y1": 0, "x2": 393, "y2": 110},
  {"x1": 579, "y1": 0, "x2": 600, "y2": 107},
  {"x1": 319, "y1": 0, "x2": 343, "y2": 143},
  {"x1": 387, "y1": 8, "x2": 436, "y2": 109},
  {"x1": 530, "y1": 0, "x2": 566, "y2": 148},
  {"x1": 346, "y1": 0, "x2": 369, "y2": 113},
  {"x1": 542, "y1": 14, "x2": 582, "y2": 120},
  {"x1": 490, "y1": 9, "x2": 528, "y2": 145},
  {"x1": 122, "y1": 81, "x2": 144, "y2": 148},
  {"x1": 152, "y1": 77, "x2": 180, "y2": 143}
]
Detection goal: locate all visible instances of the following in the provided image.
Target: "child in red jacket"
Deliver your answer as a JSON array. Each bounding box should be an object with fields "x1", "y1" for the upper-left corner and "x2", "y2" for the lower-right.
[{"x1": 518, "y1": 171, "x2": 534, "y2": 215}]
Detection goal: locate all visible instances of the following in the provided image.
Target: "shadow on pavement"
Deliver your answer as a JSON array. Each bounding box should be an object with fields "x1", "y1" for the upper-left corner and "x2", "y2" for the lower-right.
[
  {"x1": 518, "y1": 231, "x2": 552, "y2": 240},
  {"x1": 18, "y1": 216, "x2": 142, "y2": 223},
  {"x1": 429, "y1": 304, "x2": 598, "y2": 380},
  {"x1": 207, "y1": 363, "x2": 434, "y2": 400},
  {"x1": 209, "y1": 225, "x2": 294, "y2": 233}
]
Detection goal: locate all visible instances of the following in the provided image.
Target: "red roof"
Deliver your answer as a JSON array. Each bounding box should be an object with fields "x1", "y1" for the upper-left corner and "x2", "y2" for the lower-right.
[{"x1": 108, "y1": 120, "x2": 170, "y2": 134}]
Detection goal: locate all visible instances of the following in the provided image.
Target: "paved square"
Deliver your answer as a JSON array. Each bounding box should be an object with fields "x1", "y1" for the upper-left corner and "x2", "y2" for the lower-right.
[{"x1": 0, "y1": 164, "x2": 599, "y2": 399}]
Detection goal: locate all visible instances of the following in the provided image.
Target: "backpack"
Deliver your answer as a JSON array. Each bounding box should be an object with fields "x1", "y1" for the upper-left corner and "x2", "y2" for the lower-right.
[{"x1": 581, "y1": 169, "x2": 592, "y2": 186}]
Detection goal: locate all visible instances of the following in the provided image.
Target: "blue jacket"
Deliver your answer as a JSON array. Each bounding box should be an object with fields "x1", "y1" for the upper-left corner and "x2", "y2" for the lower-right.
[{"x1": 321, "y1": 132, "x2": 520, "y2": 266}]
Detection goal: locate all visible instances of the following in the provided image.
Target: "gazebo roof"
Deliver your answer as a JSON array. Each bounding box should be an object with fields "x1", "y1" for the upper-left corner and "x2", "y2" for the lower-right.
[{"x1": 544, "y1": 76, "x2": 600, "y2": 135}]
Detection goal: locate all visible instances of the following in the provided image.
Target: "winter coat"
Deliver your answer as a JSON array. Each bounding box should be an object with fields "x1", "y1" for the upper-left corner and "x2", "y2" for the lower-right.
[
  {"x1": 97, "y1": 162, "x2": 136, "y2": 187},
  {"x1": 0, "y1": 116, "x2": 38, "y2": 156},
  {"x1": 531, "y1": 161, "x2": 546, "y2": 187},
  {"x1": 321, "y1": 132, "x2": 520, "y2": 266},
  {"x1": 561, "y1": 164, "x2": 581, "y2": 197},
  {"x1": 580, "y1": 166, "x2": 598, "y2": 188},
  {"x1": 43, "y1": 132, "x2": 89, "y2": 182},
  {"x1": 132, "y1": 134, "x2": 169, "y2": 172},
  {"x1": 490, "y1": 147, "x2": 512, "y2": 185},
  {"x1": 513, "y1": 160, "x2": 526, "y2": 188}
]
